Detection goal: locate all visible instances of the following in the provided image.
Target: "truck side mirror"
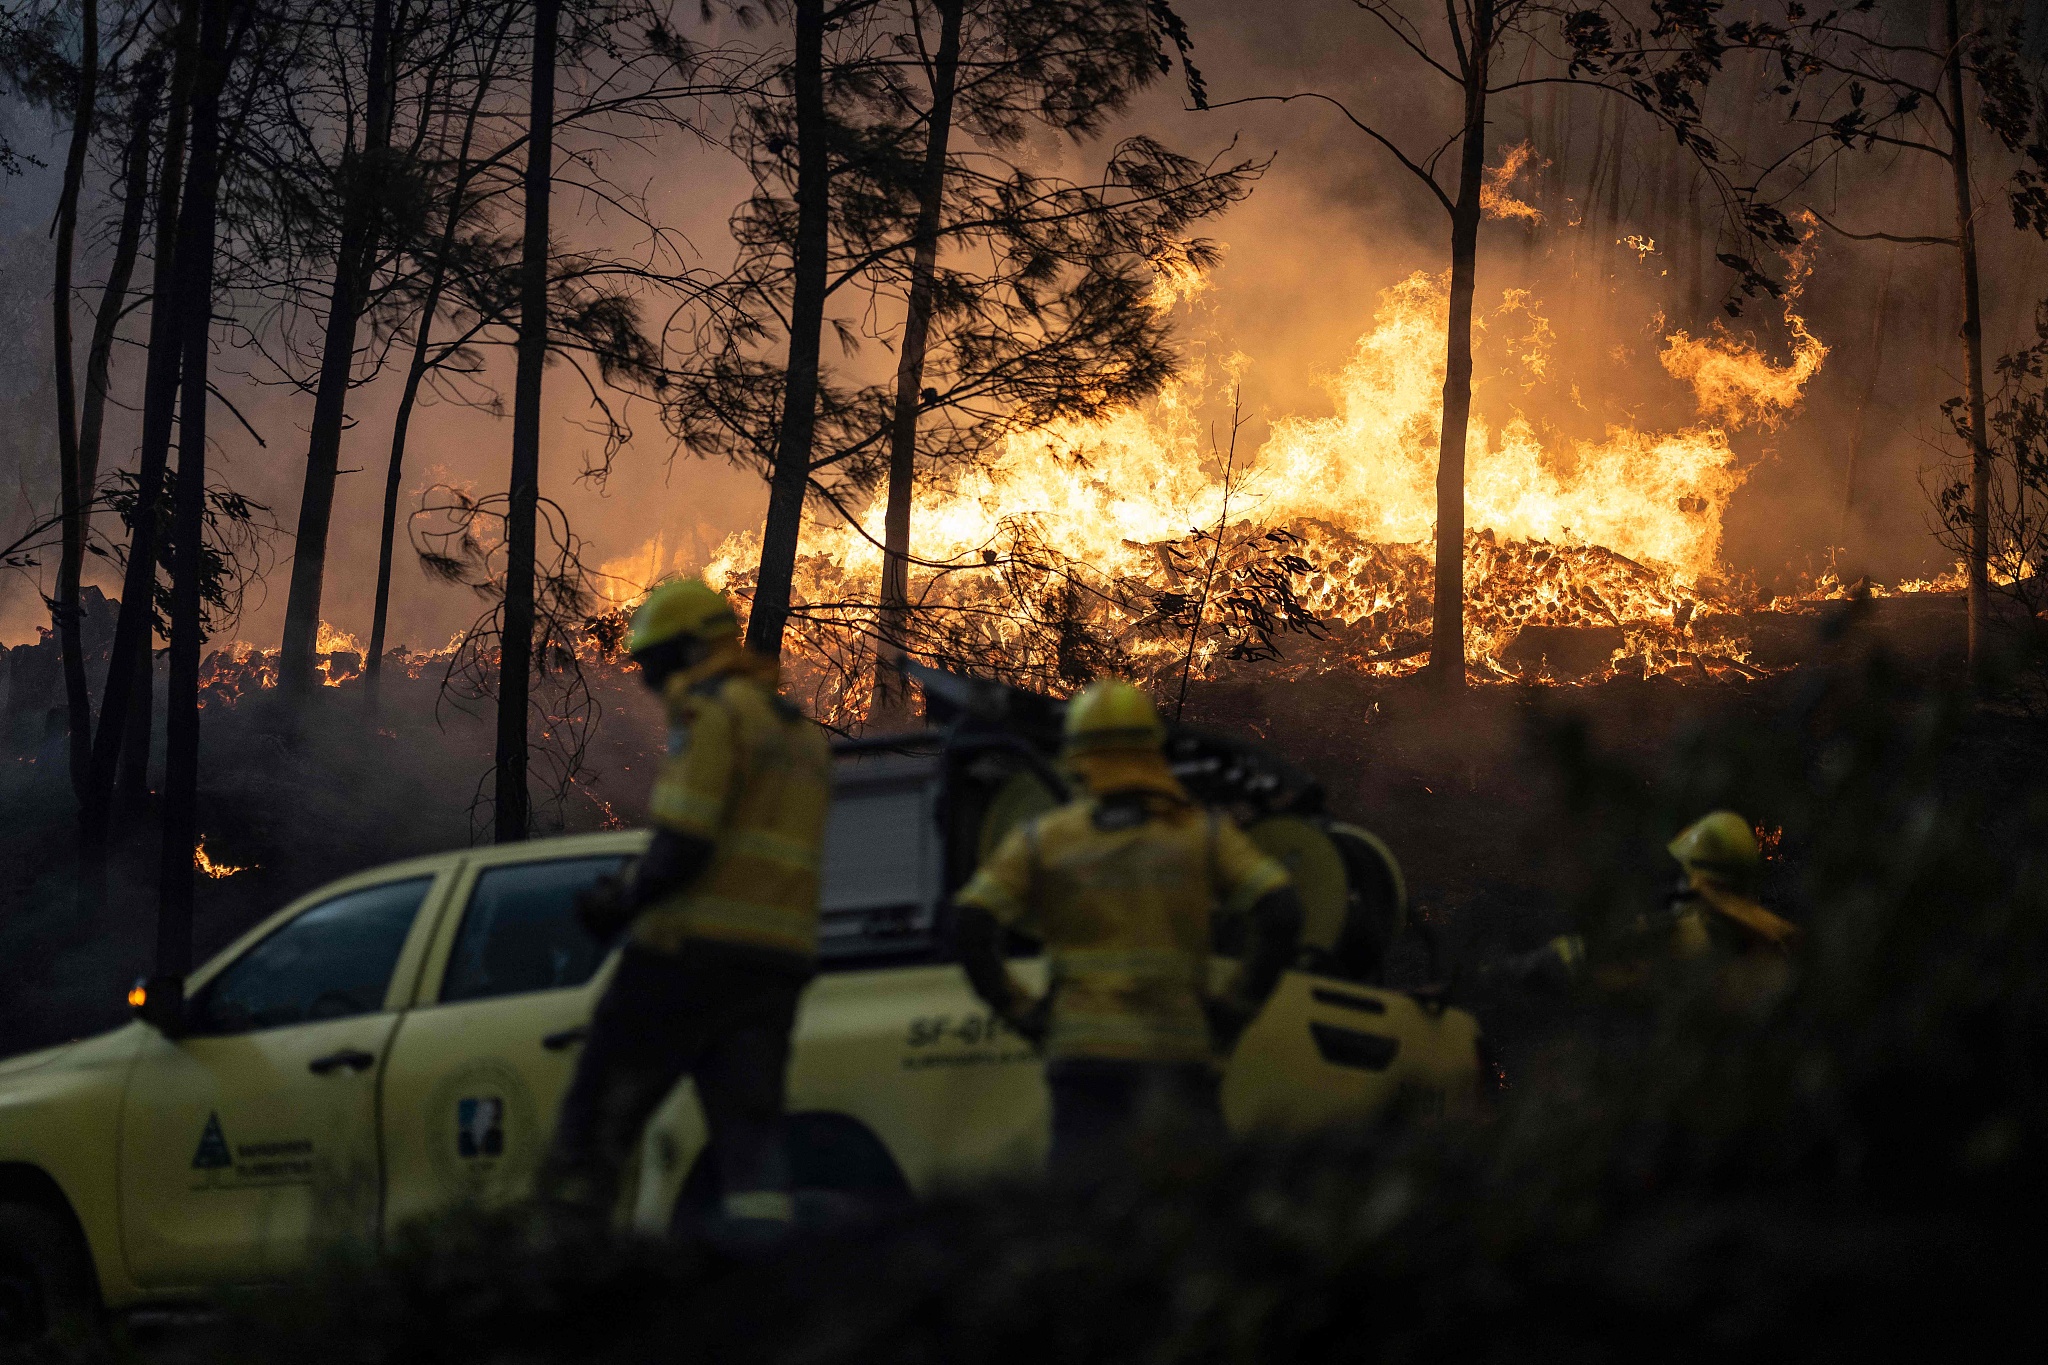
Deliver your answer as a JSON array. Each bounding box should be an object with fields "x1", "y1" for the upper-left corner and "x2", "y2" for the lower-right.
[{"x1": 129, "y1": 975, "x2": 188, "y2": 1038}]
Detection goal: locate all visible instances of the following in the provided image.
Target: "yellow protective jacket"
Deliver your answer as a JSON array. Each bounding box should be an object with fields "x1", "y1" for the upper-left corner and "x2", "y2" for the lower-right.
[
  {"x1": 1533, "y1": 875, "x2": 1798, "y2": 991},
  {"x1": 631, "y1": 645, "x2": 833, "y2": 963},
  {"x1": 955, "y1": 788, "x2": 1290, "y2": 1064}
]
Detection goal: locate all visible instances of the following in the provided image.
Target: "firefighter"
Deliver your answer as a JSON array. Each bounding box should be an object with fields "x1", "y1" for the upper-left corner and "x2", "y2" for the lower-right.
[
  {"x1": 1493, "y1": 810, "x2": 1796, "y2": 991},
  {"x1": 950, "y1": 679, "x2": 1304, "y2": 1173},
  {"x1": 543, "y1": 578, "x2": 832, "y2": 1235}
]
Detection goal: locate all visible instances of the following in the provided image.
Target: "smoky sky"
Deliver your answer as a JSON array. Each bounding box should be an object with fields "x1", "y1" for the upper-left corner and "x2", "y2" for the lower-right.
[{"x1": 1, "y1": 0, "x2": 2035, "y2": 651}]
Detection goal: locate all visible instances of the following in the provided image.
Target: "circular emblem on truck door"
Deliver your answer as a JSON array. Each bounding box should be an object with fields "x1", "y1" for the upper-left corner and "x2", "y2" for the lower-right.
[{"x1": 427, "y1": 1060, "x2": 539, "y2": 1200}]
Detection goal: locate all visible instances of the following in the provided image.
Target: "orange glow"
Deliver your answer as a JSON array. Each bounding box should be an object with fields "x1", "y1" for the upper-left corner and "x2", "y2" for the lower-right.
[
  {"x1": 127, "y1": 983, "x2": 148, "y2": 1009},
  {"x1": 194, "y1": 836, "x2": 252, "y2": 880},
  {"x1": 703, "y1": 269, "x2": 1827, "y2": 724}
]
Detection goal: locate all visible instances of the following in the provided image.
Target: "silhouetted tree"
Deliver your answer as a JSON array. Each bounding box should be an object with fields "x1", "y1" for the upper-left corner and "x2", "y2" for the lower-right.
[{"x1": 275, "y1": 0, "x2": 407, "y2": 702}]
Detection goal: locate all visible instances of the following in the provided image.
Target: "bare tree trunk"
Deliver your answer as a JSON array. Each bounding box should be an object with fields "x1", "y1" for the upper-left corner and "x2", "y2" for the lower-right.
[
  {"x1": 159, "y1": 0, "x2": 233, "y2": 980},
  {"x1": 81, "y1": 0, "x2": 197, "y2": 870},
  {"x1": 1429, "y1": 1, "x2": 1493, "y2": 690},
  {"x1": 115, "y1": 632, "x2": 152, "y2": 816},
  {"x1": 54, "y1": 0, "x2": 100, "y2": 799},
  {"x1": 1839, "y1": 245, "x2": 1895, "y2": 564},
  {"x1": 870, "y1": 0, "x2": 962, "y2": 728},
  {"x1": 367, "y1": 29, "x2": 508, "y2": 709},
  {"x1": 50, "y1": 9, "x2": 99, "y2": 790},
  {"x1": 79, "y1": 72, "x2": 160, "y2": 538},
  {"x1": 747, "y1": 0, "x2": 829, "y2": 661},
  {"x1": 365, "y1": 313, "x2": 434, "y2": 711},
  {"x1": 95, "y1": 81, "x2": 166, "y2": 821},
  {"x1": 1947, "y1": 0, "x2": 1991, "y2": 687},
  {"x1": 278, "y1": 0, "x2": 398, "y2": 701},
  {"x1": 496, "y1": 0, "x2": 559, "y2": 843}
]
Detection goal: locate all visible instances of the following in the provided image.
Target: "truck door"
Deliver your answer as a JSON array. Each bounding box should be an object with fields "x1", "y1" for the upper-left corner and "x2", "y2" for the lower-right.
[
  {"x1": 118, "y1": 874, "x2": 445, "y2": 1287},
  {"x1": 379, "y1": 851, "x2": 627, "y2": 1231},
  {"x1": 795, "y1": 759, "x2": 1051, "y2": 1190}
]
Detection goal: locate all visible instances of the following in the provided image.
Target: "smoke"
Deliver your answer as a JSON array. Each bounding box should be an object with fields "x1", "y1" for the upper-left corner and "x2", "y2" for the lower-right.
[{"x1": 3, "y1": 0, "x2": 2035, "y2": 654}]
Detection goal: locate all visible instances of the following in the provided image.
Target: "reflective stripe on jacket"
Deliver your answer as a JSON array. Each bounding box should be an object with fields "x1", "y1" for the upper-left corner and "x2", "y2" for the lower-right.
[
  {"x1": 956, "y1": 796, "x2": 1289, "y2": 1063},
  {"x1": 632, "y1": 654, "x2": 832, "y2": 962}
]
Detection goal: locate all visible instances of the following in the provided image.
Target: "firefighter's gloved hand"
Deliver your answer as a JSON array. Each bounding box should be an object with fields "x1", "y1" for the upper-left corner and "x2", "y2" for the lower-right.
[
  {"x1": 1206, "y1": 997, "x2": 1256, "y2": 1054},
  {"x1": 574, "y1": 874, "x2": 636, "y2": 943},
  {"x1": 1003, "y1": 995, "x2": 1050, "y2": 1048}
]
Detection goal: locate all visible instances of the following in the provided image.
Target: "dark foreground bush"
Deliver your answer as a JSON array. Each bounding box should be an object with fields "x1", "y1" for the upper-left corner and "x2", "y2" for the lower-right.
[{"x1": 144, "y1": 633, "x2": 2048, "y2": 1363}]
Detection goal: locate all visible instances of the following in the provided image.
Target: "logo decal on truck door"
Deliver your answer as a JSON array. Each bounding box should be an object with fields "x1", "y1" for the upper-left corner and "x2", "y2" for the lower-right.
[
  {"x1": 428, "y1": 1060, "x2": 537, "y2": 1196},
  {"x1": 457, "y1": 1097, "x2": 505, "y2": 1157},
  {"x1": 192, "y1": 1112, "x2": 233, "y2": 1170}
]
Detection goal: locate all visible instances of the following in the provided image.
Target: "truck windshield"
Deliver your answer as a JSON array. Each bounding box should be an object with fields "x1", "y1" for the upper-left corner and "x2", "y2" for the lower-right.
[{"x1": 188, "y1": 877, "x2": 431, "y2": 1034}]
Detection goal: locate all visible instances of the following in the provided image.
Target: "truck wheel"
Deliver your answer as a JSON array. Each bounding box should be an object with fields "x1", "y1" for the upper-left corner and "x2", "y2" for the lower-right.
[{"x1": 0, "y1": 1201, "x2": 102, "y2": 1350}]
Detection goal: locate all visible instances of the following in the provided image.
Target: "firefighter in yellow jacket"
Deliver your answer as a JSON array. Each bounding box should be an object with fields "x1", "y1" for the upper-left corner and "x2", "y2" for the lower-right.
[
  {"x1": 1496, "y1": 810, "x2": 1798, "y2": 992},
  {"x1": 543, "y1": 579, "x2": 832, "y2": 1230},
  {"x1": 951, "y1": 679, "x2": 1304, "y2": 1172}
]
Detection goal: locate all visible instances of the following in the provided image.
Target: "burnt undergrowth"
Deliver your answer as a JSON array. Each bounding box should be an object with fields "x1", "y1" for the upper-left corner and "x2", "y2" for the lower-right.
[{"x1": 102, "y1": 606, "x2": 2048, "y2": 1362}]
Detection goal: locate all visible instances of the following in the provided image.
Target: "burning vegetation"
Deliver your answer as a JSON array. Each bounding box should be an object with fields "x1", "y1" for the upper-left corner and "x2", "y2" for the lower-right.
[
  {"x1": 656, "y1": 269, "x2": 1942, "y2": 729},
  {"x1": 191, "y1": 834, "x2": 251, "y2": 880}
]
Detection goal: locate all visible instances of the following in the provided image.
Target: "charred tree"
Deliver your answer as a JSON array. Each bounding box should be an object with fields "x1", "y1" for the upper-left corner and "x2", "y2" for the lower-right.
[
  {"x1": 78, "y1": 66, "x2": 161, "y2": 551},
  {"x1": 53, "y1": 0, "x2": 100, "y2": 797},
  {"x1": 1945, "y1": 0, "x2": 1991, "y2": 685},
  {"x1": 870, "y1": 0, "x2": 962, "y2": 725},
  {"x1": 93, "y1": 69, "x2": 166, "y2": 820},
  {"x1": 82, "y1": 0, "x2": 198, "y2": 869},
  {"x1": 159, "y1": 0, "x2": 238, "y2": 979},
  {"x1": 746, "y1": 0, "x2": 830, "y2": 661},
  {"x1": 278, "y1": 0, "x2": 401, "y2": 703},
  {"x1": 366, "y1": 6, "x2": 520, "y2": 707},
  {"x1": 496, "y1": 0, "x2": 559, "y2": 842},
  {"x1": 1430, "y1": 0, "x2": 1492, "y2": 691}
]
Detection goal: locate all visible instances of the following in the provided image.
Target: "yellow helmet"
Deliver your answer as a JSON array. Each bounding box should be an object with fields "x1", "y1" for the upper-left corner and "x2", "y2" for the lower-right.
[
  {"x1": 1667, "y1": 810, "x2": 1762, "y2": 892},
  {"x1": 1062, "y1": 678, "x2": 1166, "y2": 756},
  {"x1": 628, "y1": 577, "x2": 738, "y2": 655}
]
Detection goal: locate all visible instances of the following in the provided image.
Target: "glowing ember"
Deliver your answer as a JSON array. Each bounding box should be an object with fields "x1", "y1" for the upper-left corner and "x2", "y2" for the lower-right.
[{"x1": 194, "y1": 836, "x2": 252, "y2": 879}]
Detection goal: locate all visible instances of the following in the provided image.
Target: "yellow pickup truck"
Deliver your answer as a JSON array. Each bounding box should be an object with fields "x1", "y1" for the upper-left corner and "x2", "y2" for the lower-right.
[{"x1": 0, "y1": 718, "x2": 1482, "y2": 1346}]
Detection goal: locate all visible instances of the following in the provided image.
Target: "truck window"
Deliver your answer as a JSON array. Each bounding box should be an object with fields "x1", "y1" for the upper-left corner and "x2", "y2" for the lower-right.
[
  {"x1": 439, "y1": 856, "x2": 626, "y2": 1002},
  {"x1": 188, "y1": 877, "x2": 431, "y2": 1034},
  {"x1": 819, "y1": 779, "x2": 940, "y2": 968}
]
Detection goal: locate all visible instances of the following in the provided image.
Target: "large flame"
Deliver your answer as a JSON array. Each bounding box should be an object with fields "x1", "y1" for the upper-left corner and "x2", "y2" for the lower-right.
[{"x1": 702, "y1": 269, "x2": 1823, "y2": 723}]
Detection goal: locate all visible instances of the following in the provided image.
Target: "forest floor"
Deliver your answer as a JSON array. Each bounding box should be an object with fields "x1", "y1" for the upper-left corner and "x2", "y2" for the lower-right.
[{"x1": 0, "y1": 590, "x2": 2014, "y2": 1062}]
